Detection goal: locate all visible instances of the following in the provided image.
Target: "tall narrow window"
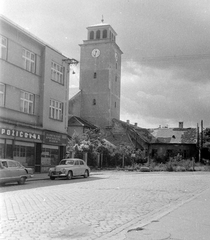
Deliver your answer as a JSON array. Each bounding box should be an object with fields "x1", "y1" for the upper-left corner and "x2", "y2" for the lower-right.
[
  {"x1": 115, "y1": 76, "x2": 117, "y2": 82},
  {"x1": 22, "y1": 49, "x2": 35, "y2": 73},
  {"x1": 93, "y1": 99, "x2": 96, "y2": 105},
  {"x1": 51, "y1": 61, "x2": 64, "y2": 84},
  {"x1": 49, "y1": 99, "x2": 63, "y2": 121},
  {"x1": 96, "y1": 30, "x2": 100, "y2": 39},
  {"x1": 0, "y1": 83, "x2": 5, "y2": 106},
  {"x1": 20, "y1": 91, "x2": 34, "y2": 114},
  {"x1": 102, "y1": 29, "x2": 107, "y2": 38},
  {"x1": 0, "y1": 35, "x2": 7, "y2": 60},
  {"x1": 115, "y1": 102, "x2": 116, "y2": 108},
  {"x1": 94, "y1": 72, "x2": 97, "y2": 78},
  {"x1": 90, "y1": 31, "x2": 94, "y2": 40}
]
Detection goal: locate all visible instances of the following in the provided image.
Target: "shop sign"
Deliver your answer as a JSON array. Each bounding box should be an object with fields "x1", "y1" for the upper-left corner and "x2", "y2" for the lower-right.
[
  {"x1": 0, "y1": 128, "x2": 42, "y2": 140},
  {"x1": 44, "y1": 131, "x2": 67, "y2": 145}
]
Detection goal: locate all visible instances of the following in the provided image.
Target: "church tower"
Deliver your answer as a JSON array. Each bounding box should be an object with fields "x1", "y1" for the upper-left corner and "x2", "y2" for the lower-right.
[{"x1": 79, "y1": 20, "x2": 123, "y2": 128}]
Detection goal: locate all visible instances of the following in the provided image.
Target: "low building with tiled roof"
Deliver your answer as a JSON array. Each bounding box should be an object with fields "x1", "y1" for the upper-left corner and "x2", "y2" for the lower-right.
[{"x1": 149, "y1": 123, "x2": 197, "y2": 160}]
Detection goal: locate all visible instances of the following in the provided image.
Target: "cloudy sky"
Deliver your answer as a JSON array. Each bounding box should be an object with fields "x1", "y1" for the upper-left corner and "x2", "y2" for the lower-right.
[{"x1": 1, "y1": 0, "x2": 210, "y2": 128}]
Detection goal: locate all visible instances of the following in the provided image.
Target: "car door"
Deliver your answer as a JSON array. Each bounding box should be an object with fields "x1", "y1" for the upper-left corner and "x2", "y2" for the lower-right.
[
  {"x1": 79, "y1": 160, "x2": 85, "y2": 175},
  {"x1": 0, "y1": 161, "x2": 10, "y2": 183},
  {"x1": 74, "y1": 160, "x2": 80, "y2": 176},
  {"x1": 7, "y1": 160, "x2": 21, "y2": 181}
]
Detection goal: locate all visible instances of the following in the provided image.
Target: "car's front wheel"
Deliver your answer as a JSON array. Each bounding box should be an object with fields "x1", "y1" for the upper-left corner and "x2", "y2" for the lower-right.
[
  {"x1": 50, "y1": 176, "x2": 55, "y2": 180},
  {"x1": 18, "y1": 177, "x2": 26, "y2": 185},
  {"x1": 84, "y1": 170, "x2": 89, "y2": 178},
  {"x1": 66, "y1": 171, "x2": 72, "y2": 180}
]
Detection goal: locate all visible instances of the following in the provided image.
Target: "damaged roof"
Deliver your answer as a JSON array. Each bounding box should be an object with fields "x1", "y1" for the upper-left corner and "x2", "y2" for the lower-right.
[{"x1": 149, "y1": 127, "x2": 197, "y2": 144}]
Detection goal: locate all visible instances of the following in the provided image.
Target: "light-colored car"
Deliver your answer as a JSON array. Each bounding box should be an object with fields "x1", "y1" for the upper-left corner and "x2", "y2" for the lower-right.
[
  {"x1": 0, "y1": 159, "x2": 34, "y2": 185},
  {"x1": 48, "y1": 158, "x2": 90, "y2": 180}
]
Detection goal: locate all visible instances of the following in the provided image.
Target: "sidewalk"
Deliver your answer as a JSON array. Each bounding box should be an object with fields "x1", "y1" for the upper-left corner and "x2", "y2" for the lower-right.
[
  {"x1": 27, "y1": 173, "x2": 49, "y2": 181},
  {"x1": 27, "y1": 170, "x2": 101, "y2": 181},
  {"x1": 125, "y1": 187, "x2": 210, "y2": 240}
]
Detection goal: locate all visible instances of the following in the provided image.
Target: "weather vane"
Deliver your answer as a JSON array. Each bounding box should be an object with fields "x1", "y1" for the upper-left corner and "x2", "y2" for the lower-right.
[{"x1": 101, "y1": 15, "x2": 104, "y2": 23}]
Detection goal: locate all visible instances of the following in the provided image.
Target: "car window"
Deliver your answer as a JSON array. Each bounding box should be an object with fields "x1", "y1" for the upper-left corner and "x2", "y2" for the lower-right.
[
  {"x1": 1, "y1": 161, "x2": 8, "y2": 168},
  {"x1": 16, "y1": 162, "x2": 23, "y2": 168},
  {"x1": 80, "y1": 161, "x2": 84, "y2": 165},
  {"x1": 59, "y1": 160, "x2": 67, "y2": 165},
  {"x1": 66, "y1": 160, "x2": 74, "y2": 165},
  {"x1": 8, "y1": 161, "x2": 17, "y2": 167},
  {"x1": 75, "y1": 160, "x2": 79, "y2": 165}
]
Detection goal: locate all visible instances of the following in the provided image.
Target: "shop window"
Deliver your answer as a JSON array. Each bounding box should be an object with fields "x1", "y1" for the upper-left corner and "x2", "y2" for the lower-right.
[
  {"x1": 20, "y1": 90, "x2": 34, "y2": 114},
  {"x1": 0, "y1": 143, "x2": 5, "y2": 158},
  {"x1": 41, "y1": 146, "x2": 59, "y2": 166},
  {"x1": 96, "y1": 30, "x2": 100, "y2": 39},
  {"x1": 22, "y1": 48, "x2": 35, "y2": 73},
  {"x1": 90, "y1": 31, "x2": 94, "y2": 39},
  {"x1": 0, "y1": 35, "x2": 7, "y2": 60},
  {"x1": 102, "y1": 29, "x2": 107, "y2": 38},
  {"x1": 51, "y1": 61, "x2": 64, "y2": 85},
  {"x1": 49, "y1": 99, "x2": 63, "y2": 121},
  {"x1": 0, "y1": 83, "x2": 5, "y2": 106},
  {"x1": 13, "y1": 143, "x2": 35, "y2": 167},
  {"x1": 5, "y1": 146, "x2": 12, "y2": 159}
]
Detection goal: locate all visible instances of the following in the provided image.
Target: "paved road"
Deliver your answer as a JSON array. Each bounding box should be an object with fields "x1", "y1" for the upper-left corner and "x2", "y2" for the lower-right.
[{"x1": 0, "y1": 171, "x2": 210, "y2": 240}]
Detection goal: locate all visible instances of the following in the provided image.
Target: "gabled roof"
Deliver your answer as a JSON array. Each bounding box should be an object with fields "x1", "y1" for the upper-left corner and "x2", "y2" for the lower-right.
[
  {"x1": 68, "y1": 116, "x2": 97, "y2": 129},
  {"x1": 149, "y1": 127, "x2": 197, "y2": 144},
  {"x1": 103, "y1": 119, "x2": 151, "y2": 149}
]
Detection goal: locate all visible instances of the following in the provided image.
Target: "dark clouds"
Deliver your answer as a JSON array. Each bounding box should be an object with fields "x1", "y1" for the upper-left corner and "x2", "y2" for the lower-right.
[{"x1": 1, "y1": 0, "x2": 210, "y2": 128}]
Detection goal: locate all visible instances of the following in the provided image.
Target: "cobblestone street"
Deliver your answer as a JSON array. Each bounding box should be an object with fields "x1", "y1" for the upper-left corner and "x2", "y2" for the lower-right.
[{"x1": 0, "y1": 171, "x2": 210, "y2": 240}]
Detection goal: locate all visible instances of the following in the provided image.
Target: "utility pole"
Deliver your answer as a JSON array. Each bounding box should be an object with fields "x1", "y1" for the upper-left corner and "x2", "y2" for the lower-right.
[
  {"x1": 197, "y1": 123, "x2": 200, "y2": 162},
  {"x1": 201, "y1": 120, "x2": 203, "y2": 162}
]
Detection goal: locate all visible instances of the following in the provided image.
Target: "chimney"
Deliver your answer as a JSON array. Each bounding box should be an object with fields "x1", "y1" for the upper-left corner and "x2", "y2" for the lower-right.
[
  {"x1": 127, "y1": 120, "x2": 130, "y2": 124},
  {"x1": 179, "y1": 122, "x2": 183, "y2": 128},
  {"x1": 134, "y1": 123, "x2": 138, "y2": 127}
]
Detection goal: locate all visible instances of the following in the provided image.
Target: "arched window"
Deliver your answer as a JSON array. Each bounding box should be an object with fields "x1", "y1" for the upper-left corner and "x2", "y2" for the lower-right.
[
  {"x1": 90, "y1": 31, "x2": 94, "y2": 40},
  {"x1": 102, "y1": 29, "x2": 107, "y2": 38},
  {"x1": 96, "y1": 30, "x2": 100, "y2": 39},
  {"x1": 93, "y1": 99, "x2": 96, "y2": 105}
]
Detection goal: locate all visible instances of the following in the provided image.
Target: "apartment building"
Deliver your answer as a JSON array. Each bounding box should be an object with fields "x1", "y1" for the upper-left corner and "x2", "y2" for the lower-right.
[{"x1": 0, "y1": 15, "x2": 74, "y2": 172}]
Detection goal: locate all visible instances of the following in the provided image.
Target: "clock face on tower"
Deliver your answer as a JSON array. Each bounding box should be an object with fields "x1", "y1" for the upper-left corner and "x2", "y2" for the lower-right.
[{"x1": 91, "y1": 49, "x2": 100, "y2": 58}]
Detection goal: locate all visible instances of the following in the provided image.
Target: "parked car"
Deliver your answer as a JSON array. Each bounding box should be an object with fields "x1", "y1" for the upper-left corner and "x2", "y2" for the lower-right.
[
  {"x1": 0, "y1": 159, "x2": 34, "y2": 185},
  {"x1": 48, "y1": 158, "x2": 90, "y2": 180}
]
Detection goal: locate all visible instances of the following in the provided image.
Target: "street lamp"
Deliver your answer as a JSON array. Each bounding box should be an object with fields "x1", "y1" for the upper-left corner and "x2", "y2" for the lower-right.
[{"x1": 62, "y1": 58, "x2": 79, "y2": 74}]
